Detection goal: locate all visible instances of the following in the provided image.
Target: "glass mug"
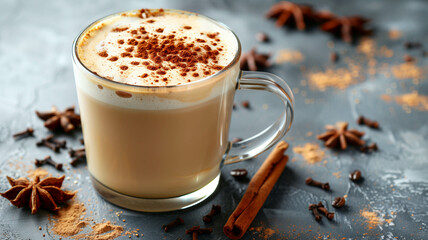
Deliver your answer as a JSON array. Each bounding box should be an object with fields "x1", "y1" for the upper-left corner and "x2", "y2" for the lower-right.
[{"x1": 72, "y1": 9, "x2": 294, "y2": 212}]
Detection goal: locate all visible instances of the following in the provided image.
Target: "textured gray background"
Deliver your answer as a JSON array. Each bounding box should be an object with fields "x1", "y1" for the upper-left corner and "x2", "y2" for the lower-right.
[{"x1": 1, "y1": 0, "x2": 428, "y2": 239}]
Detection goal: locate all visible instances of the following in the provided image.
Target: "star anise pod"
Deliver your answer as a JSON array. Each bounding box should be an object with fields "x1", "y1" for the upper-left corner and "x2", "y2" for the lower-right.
[
  {"x1": 317, "y1": 122, "x2": 365, "y2": 150},
  {"x1": 240, "y1": 48, "x2": 271, "y2": 71},
  {"x1": 0, "y1": 175, "x2": 75, "y2": 214},
  {"x1": 320, "y1": 14, "x2": 371, "y2": 43},
  {"x1": 266, "y1": 1, "x2": 316, "y2": 30},
  {"x1": 36, "y1": 106, "x2": 81, "y2": 132}
]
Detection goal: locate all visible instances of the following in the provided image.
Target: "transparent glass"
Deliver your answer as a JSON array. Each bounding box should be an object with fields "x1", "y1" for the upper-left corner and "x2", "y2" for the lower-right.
[{"x1": 72, "y1": 9, "x2": 294, "y2": 212}]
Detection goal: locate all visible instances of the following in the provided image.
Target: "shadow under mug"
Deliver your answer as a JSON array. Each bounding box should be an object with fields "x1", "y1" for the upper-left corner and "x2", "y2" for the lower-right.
[{"x1": 72, "y1": 9, "x2": 294, "y2": 212}]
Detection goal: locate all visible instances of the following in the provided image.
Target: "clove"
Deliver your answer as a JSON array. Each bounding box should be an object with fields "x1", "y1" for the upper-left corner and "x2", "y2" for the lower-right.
[
  {"x1": 308, "y1": 204, "x2": 322, "y2": 221},
  {"x1": 35, "y1": 155, "x2": 63, "y2": 170},
  {"x1": 13, "y1": 128, "x2": 34, "y2": 140},
  {"x1": 357, "y1": 115, "x2": 380, "y2": 129},
  {"x1": 332, "y1": 196, "x2": 346, "y2": 208},
  {"x1": 241, "y1": 100, "x2": 250, "y2": 109},
  {"x1": 186, "y1": 226, "x2": 212, "y2": 240},
  {"x1": 69, "y1": 147, "x2": 86, "y2": 166},
  {"x1": 305, "y1": 177, "x2": 330, "y2": 190},
  {"x1": 162, "y1": 217, "x2": 184, "y2": 232},
  {"x1": 37, "y1": 138, "x2": 59, "y2": 152},
  {"x1": 316, "y1": 202, "x2": 334, "y2": 220},
  {"x1": 203, "y1": 205, "x2": 221, "y2": 223},
  {"x1": 360, "y1": 142, "x2": 378, "y2": 153},
  {"x1": 349, "y1": 170, "x2": 362, "y2": 182},
  {"x1": 46, "y1": 135, "x2": 67, "y2": 149}
]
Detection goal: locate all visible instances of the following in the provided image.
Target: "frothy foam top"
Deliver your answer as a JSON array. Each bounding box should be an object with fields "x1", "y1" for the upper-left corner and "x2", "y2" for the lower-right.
[{"x1": 77, "y1": 9, "x2": 238, "y2": 86}]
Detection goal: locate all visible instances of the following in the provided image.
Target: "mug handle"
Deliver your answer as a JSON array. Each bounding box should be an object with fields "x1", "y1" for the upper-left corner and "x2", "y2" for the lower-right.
[{"x1": 224, "y1": 71, "x2": 294, "y2": 165}]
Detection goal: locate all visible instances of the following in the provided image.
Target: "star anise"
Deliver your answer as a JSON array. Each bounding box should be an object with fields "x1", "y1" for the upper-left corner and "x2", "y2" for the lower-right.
[
  {"x1": 317, "y1": 122, "x2": 365, "y2": 150},
  {"x1": 320, "y1": 14, "x2": 371, "y2": 43},
  {"x1": 0, "y1": 175, "x2": 75, "y2": 214},
  {"x1": 266, "y1": 1, "x2": 316, "y2": 30},
  {"x1": 36, "y1": 106, "x2": 81, "y2": 132},
  {"x1": 240, "y1": 48, "x2": 271, "y2": 71}
]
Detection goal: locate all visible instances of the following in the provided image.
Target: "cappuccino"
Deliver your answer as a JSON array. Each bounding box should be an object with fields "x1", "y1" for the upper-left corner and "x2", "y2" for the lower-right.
[{"x1": 74, "y1": 9, "x2": 239, "y2": 198}]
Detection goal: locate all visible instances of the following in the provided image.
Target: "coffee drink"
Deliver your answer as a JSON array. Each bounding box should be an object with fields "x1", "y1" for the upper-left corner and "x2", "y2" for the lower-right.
[{"x1": 74, "y1": 9, "x2": 239, "y2": 198}]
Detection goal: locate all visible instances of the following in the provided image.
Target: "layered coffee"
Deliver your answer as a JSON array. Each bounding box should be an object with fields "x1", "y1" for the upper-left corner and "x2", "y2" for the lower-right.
[{"x1": 74, "y1": 9, "x2": 239, "y2": 198}]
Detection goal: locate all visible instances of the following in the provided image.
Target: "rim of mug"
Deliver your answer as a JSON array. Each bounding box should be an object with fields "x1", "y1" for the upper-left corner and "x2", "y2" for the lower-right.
[{"x1": 72, "y1": 8, "x2": 242, "y2": 90}]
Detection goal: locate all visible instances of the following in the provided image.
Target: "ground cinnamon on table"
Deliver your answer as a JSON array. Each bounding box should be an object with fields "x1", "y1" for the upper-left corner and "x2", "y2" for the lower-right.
[{"x1": 224, "y1": 141, "x2": 289, "y2": 239}]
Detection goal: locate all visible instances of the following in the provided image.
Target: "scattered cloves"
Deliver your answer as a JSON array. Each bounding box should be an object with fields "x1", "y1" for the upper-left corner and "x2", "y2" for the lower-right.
[
  {"x1": 203, "y1": 205, "x2": 221, "y2": 223},
  {"x1": 330, "y1": 52, "x2": 339, "y2": 62},
  {"x1": 356, "y1": 115, "x2": 380, "y2": 129},
  {"x1": 35, "y1": 155, "x2": 63, "y2": 170},
  {"x1": 36, "y1": 135, "x2": 66, "y2": 152},
  {"x1": 305, "y1": 177, "x2": 330, "y2": 190},
  {"x1": 256, "y1": 32, "x2": 270, "y2": 43},
  {"x1": 360, "y1": 142, "x2": 378, "y2": 153},
  {"x1": 13, "y1": 128, "x2": 34, "y2": 140},
  {"x1": 332, "y1": 196, "x2": 346, "y2": 208},
  {"x1": 230, "y1": 169, "x2": 248, "y2": 178},
  {"x1": 403, "y1": 54, "x2": 415, "y2": 62},
  {"x1": 37, "y1": 138, "x2": 59, "y2": 152},
  {"x1": 162, "y1": 217, "x2": 184, "y2": 232},
  {"x1": 316, "y1": 202, "x2": 334, "y2": 220},
  {"x1": 404, "y1": 41, "x2": 422, "y2": 49},
  {"x1": 349, "y1": 170, "x2": 362, "y2": 182},
  {"x1": 241, "y1": 100, "x2": 250, "y2": 109},
  {"x1": 186, "y1": 226, "x2": 212, "y2": 240},
  {"x1": 69, "y1": 147, "x2": 86, "y2": 166},
  {"x1": 308, "y1": 204, "x2": 322, "y2": 221}
]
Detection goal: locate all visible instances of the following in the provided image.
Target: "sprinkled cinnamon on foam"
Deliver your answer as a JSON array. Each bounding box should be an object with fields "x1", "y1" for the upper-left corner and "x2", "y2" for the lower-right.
[{"x1": 77, "y1": 9, "x2": 237, "y2": 86}]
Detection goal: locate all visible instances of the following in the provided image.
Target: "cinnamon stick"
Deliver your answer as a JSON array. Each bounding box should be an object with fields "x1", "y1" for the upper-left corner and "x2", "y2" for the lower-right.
[{"x1": 223, "y1": 141, "x2": 289, "y2": 239}]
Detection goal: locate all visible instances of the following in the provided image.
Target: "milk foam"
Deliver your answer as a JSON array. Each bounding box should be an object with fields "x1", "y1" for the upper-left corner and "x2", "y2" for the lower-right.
[
  {"x1": 77, "y1": 10, "x2": 238, "y2": 86},
  {"x1": 74, "y1": 9, "x2": 240, "y2": 110}
]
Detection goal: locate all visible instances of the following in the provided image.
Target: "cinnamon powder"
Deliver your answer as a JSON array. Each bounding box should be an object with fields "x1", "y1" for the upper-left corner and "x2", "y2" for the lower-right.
[
  {"x1": 381, "y1": 91, "x2": 428, "y2": 111},
  {"x1": 360, "y1": 209, "x2": 383, "y2": 230},
  {"x1": 275, "y1": 49, "x2": 304, "y2": 64},
  {"x1": 307, "y1": 68, "x2": 359, "y2": 91},
  {"x1": 51, "y1": 202, "x2": 88, "y2": 237},
  {"x1": 391, "y1": 63, "x2": 424, "y2": 80},
  {"x1": 293, "y1": 143, "x2": 325, "y2": 164}
]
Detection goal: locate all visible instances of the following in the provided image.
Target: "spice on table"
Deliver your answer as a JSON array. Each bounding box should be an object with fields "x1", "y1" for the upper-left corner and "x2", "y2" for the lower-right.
[
  {"x1": 241, "y1": 100, "x2": 250, "y2": 109},
  {"x1": 13, "y1": 128, "x2": 34, "y2": 140},
  {"x1": 308, "y1": 204, "x2": 322, "y2": 221},
  {"x1": 35, "y1": 155, "x2": 63, "y2": 171},
  {"x1": 224, "y1": 141, "x2": 289, "y2": 239},
  {"x1": 360, "y1": 142, "x2": 378, "y2": 153},
  {"x1": 330, "y1": 52, "x2": 339, "y2": 62},
  {"x1": 230, "y1": 169, "x2": 248, "y2": 178},
  {"x1": 316, "y1": 202, "x2": 335, "y2": 220},
  {"x1": 349, "y1": 170, "x2": 362, "y2": 181},
  {"x1": 240, "y1": 47, "x2": 271, "y2": 71},
  {"x1": 0, "y1": 175, "x2": 75, "y2": 214},
  {"x1": 265, "y1": 1, "x2": 316, "y2": 30},
  {"x1": 36, "y1": 106, "x2": 81, "y2": 133},
  {"x1": 320, "y1": 15, "x2": 371, "y2": 43},
  {"x1": 69, "y1": 148, "x2": 86, "y2": 166},
  {"x1": 203, "y1": 205, "x2": 221, "y2": 223},
  {"x1": 305, "y1": 177, "x2": 330, "y2": 190},
  {"x1": 256, "y1": 32, "x2": 270, "y2": 43},
  {"x1": 162, "y1": 217, "x2": 184, "y2": 232},
  {"x1": 356, "y1": 115, "x2": 380, "y2": 129},
  {"x1": 332, "y1": 196, "x2": 346, "y2": 208},
  {"x1": 404, "y1": 41, "x2": 422, "y2": 49},
  {"x1": 79, "y1": 138, "x2": 84, "y2": 145},
  {"x1": 186, "y1": 226, "x2": 212, "y2": 240},
  {"x1": 403, "y1": 54, "x2": 415, "y2": 62},
  {"x1": 317, "y1": 122, "x2": 365, "y2": 150}
]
